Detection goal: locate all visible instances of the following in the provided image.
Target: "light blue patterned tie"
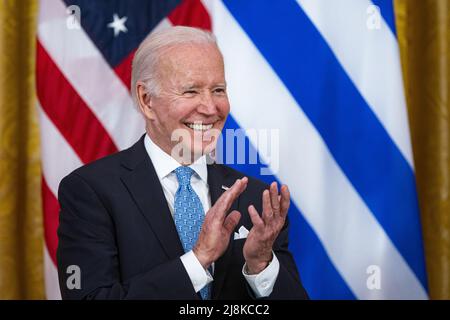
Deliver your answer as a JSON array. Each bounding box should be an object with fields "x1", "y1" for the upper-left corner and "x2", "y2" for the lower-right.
[{"x1": 174, "y1": 166, "x2": 210, "y2": 300}]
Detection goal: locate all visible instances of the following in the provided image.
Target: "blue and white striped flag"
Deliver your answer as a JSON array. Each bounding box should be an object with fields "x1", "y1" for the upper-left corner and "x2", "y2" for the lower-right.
[{"x1": 211, "y1": 0, "x2": 428, "y2": 299}]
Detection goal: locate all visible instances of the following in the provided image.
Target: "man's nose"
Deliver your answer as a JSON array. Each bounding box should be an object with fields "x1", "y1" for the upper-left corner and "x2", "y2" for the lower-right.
[{"x1": 197, "y1": 92, "x2": 217, "y2": 115}]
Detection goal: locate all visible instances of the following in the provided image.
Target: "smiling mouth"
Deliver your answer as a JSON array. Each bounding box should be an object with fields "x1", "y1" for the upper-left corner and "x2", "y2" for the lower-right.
[{"x1": 184, "y1": 122, "x2": 215, "y2": 131}]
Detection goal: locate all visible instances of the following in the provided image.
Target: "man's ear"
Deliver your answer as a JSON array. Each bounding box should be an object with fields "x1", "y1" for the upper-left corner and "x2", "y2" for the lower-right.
[{"x1": 136, "y1": 82, "x2": 155, "y2": 120}]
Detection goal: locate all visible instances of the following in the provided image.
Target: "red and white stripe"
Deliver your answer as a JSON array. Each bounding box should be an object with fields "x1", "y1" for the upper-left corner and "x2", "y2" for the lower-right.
[{"x1": 37, "y1": 0, "x2": 211, "y2": 299}]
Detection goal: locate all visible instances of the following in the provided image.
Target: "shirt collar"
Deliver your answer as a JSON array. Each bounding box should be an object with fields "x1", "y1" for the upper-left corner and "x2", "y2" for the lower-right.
[{"x1": 144, "y1": 134, "x2": 208, "y2": 183}]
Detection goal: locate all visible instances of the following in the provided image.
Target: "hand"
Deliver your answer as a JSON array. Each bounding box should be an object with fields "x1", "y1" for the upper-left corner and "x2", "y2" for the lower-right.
[
  {"x1": 193, "y1": 177, "x2": 248, "y2": 269},
  {"x1": 243, "y1": 182, "x2": 290, "y2": 274}
]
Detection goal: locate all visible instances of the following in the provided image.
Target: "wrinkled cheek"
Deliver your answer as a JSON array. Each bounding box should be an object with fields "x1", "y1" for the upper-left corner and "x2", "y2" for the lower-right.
[{"x1": 220, "y1": 100, "x2": 231, "y2": 118}]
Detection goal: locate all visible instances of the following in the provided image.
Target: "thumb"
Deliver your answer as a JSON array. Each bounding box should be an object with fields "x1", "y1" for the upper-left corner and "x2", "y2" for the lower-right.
[{"x1": 223, "y1": 210, "x2": 241, "y2": 234}]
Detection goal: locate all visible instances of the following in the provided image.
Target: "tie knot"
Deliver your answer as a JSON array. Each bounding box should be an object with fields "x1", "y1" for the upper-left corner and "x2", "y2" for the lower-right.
[{"x1": 175, "y1": 166, "x2": 194, "y2": 186}]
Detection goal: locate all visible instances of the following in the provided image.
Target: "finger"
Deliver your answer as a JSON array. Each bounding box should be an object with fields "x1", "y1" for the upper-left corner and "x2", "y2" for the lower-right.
[
  {"x1": 214, "y1": 177, "x2": 248, "y2": 221},
  {"x1": 223, "y1": 210, "x2": 241, "y2": 235},
  {"x1": 261, "y1": 189, "x2": 272, "y2": 224},
  {"x1": 269, "y1": 182, "x2": 280, "y2": 216},
  {"x1": 219, "y1": 178, "x2": 248, "y2": 211},
  {"x1": 280, "y1": 185, "x2": 290, "y2": 219},
  {"x1": 248, "y1": 205, "x2": 264, "y2": 229},
  {"x1": 215, "y1": 178, "x2": 242, "y2": 214}
]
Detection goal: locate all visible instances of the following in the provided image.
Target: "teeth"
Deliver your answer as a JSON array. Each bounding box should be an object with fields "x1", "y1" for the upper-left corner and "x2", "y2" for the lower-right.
[{"x1": 186, "y1": 123, "x2": 213, "y2": 131}]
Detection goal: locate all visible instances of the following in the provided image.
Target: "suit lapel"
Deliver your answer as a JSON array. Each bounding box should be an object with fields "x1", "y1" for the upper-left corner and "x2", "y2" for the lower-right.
[
  {"x1": 208, "y1": 163, "x2": 240, "y2": 299},
  {"x1": 120, "y1": 136, "x2": 184, "y2": 260}
]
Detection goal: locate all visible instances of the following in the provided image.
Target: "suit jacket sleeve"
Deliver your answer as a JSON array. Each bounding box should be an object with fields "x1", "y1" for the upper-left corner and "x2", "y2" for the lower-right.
[
  {"x1": 267, "y1": 216, "x2": 309, "y2": 299},
  {"x1": 57, "y1": 172, "x2": 200, "y2": 300}
]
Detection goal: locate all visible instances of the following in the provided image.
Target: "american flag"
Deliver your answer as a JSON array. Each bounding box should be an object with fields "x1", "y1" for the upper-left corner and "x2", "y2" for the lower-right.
[{"x1": 37, "y1": 0, "x2": 428, "y2": 299}]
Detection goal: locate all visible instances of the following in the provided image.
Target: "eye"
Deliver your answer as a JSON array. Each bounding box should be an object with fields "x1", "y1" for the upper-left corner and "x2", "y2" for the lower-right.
[
  {"x1": 183, "y1": 90, "x2": 198, "y2": 95},
  {"x1": 213, "y1": 87, "x2": 226, "y2": 94}
]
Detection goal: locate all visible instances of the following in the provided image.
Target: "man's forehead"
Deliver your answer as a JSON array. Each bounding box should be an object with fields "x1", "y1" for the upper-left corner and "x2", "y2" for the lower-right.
[
  {"x1": 157, "y1": 44, "x2": 225, "y2": 82},
  {"x1": 161, "y1": 43, "x2": 222, "y2": 64}
]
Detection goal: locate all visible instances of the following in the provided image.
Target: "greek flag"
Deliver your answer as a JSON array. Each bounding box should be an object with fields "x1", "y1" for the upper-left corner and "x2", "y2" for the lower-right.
[{"x1": 214, "y1": 0, "x2": 428, "y2": 299}]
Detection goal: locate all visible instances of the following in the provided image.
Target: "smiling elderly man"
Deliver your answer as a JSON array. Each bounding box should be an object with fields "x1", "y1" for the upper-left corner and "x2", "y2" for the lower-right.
[{"x1": 56, "y1": 26, "x2": 308, "y2": 300}]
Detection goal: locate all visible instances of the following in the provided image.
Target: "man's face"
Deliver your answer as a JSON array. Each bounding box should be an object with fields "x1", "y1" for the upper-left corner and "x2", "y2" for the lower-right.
[{"x1": 141, "y1": 43, "x2": 229, "y2": 163}]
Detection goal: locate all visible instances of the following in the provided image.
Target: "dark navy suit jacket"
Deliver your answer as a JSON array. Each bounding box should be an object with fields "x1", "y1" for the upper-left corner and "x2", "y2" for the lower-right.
[{"x1": 56, "y1": 135, "x2": 308, "y2": 300}]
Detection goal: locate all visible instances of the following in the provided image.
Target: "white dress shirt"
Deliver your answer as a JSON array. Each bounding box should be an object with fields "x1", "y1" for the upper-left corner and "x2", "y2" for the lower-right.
[{"x1": 144, "y1": 134, "x2": 279, "y2": 298}]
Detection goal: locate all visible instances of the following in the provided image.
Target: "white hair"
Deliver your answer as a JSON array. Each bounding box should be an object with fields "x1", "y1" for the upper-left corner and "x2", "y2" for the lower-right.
[{"x1": 131, "y1": 26, "x2": 218, "y2": 106}]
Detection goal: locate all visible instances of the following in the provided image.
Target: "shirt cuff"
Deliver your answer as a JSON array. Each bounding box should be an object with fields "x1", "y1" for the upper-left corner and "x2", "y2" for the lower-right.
[
  {"x1": 180, "y1": 250, "x2": 213, "y2": 293},
  {"x1": 242, "y1": 252, "x2": 280, "y2": 298}
]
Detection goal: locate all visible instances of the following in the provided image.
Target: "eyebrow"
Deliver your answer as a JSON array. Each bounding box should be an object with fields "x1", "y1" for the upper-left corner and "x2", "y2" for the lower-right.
[
  {"x1": 180, "y1": 84, "x2": 199, "y2": 91},
  {"x1": 180, "y1": 83, "x2": 227, "y2": 91}
]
